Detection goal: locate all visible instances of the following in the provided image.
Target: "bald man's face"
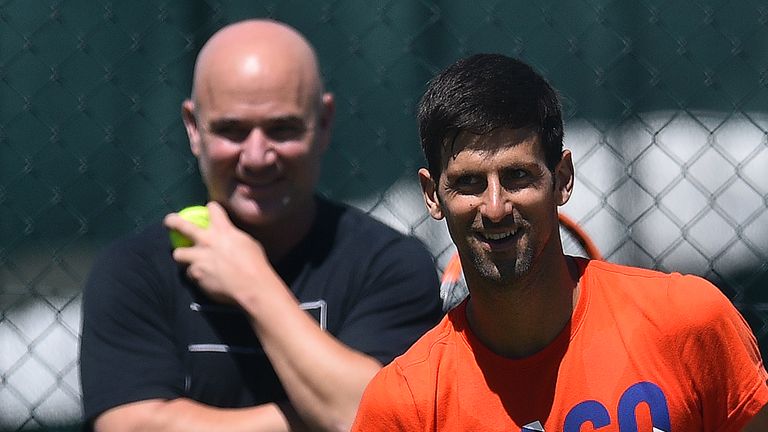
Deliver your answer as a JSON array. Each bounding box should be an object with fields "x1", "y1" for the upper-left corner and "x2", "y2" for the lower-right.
[{"x1": 182, "y1": 51, "x2": 333, "y2": 230}]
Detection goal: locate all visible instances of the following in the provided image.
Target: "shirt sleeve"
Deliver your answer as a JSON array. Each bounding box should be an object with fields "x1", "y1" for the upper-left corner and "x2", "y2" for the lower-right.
[
  {"x1": 675, "y1": 275, "x2": 768, "y2": 432},
  {"x1": 335, "y1": 235, "x2": 443, "y2": 365},
  {"x1": 351, "y1": 362, "x2": 423, "y2": 430},
  {"x1": 79, "y1": 239, "x2": 185, "y2": 425}
]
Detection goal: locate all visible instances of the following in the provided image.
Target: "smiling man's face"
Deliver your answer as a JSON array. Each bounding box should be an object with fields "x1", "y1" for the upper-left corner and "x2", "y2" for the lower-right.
[
  {"x1": 420, "y1": 127, "x2": 573, "y2": 286},
  {"x1": 181, "y1": 21, "x2": 333, "y2": 233}
]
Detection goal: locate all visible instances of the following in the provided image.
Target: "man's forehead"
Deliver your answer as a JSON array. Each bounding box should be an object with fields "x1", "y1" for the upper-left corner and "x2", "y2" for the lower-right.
[
  {"x1": 199, "y1": 103, "x2": 312, "y2": 126},
  {"x1": 443, "y1": 127, "x2": 540, "y2": 155},
  {"x1": 192, "y1": 29, "x2": 322, "y2": 119},
  {"x1": 195, "y1": 72, "x2": 318, "y2": 123},
  {"x1": 199, "y1": 64, "x2": 310, "y2": 104}
]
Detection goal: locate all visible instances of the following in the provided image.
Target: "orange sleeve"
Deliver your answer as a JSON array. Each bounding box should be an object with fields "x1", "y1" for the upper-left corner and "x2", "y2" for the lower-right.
[
  {"x1": 351, "y1": 362, "x2": 423, "y2": 431},
  {"x1": 675, "y1": 275, "x2": 768, "y2": 432}
]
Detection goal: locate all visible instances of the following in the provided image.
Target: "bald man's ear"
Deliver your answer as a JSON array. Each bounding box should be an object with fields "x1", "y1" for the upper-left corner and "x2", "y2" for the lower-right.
[
  {"x1": 181, "y1": 99, "x2": 202, "y2": 157},
  {"x1": 316, "y1": 93, "x2": 335, "y2": 152}
]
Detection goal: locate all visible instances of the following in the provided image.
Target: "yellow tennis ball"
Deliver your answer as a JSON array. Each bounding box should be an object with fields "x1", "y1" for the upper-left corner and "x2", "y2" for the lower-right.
[{"x1": 169, "y1": 205, "x2": 210, "y2": 248}]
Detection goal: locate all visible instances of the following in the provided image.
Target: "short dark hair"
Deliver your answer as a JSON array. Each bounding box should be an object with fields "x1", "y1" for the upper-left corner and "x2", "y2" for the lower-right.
[{"x1": 417, "y1": 54, "x2": 564, "y2": 178}]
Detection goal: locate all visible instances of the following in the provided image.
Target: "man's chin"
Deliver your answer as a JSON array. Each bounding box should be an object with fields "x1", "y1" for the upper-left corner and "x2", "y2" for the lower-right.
[
  {"x1": 470, "y1": 255, "x2": 533, "y2": 285},
  {"x1": 227, "y1": 200, "x2": 287, "y2": 228}
]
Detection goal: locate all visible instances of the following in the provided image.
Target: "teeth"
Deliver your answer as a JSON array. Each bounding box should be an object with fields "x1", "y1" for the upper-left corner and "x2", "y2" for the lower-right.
[{"x1": 484, "y1": 231, "x2": 514, "y2": 241}]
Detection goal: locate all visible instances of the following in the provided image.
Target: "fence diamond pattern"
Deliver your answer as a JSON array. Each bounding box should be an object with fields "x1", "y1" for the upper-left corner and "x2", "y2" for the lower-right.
[{"x1": 1, "y1": 0, "x2": 767, "y2": 430}]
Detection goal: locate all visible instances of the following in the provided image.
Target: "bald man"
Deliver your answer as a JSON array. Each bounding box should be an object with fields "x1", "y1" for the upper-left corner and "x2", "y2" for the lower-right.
[{"x1": 79, "y1": 19, "x2": 442, "y2": 432}]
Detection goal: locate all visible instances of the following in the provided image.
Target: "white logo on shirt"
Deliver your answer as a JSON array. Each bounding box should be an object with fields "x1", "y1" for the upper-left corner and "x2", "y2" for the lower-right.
[
  {"x1": 522, "y1": 420, "x2": 544, "y2": 431},
  {"x1": 187, "y1": 299, "x2": 328, "y2": 354}
]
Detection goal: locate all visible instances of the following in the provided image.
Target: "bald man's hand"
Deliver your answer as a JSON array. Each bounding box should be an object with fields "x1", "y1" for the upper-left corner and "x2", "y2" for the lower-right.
[{"x1": 165, "y1": 202, "x2": 271, "y2": 305}]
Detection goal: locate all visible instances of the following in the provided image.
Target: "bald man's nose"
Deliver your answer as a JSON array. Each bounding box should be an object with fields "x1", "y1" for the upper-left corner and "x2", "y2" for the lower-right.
[{"x1": 239, "y1": 129, "x2": 277, "y2": 167}]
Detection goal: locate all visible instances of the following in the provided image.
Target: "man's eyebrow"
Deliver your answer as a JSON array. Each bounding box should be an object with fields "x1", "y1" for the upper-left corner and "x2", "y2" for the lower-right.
[
  {"x1": 208, "y1": 118, "x2": 248, "y2": 129},
  {"x1": 209, "y1": 115, "x2": 305, "y2": 126},
  {"x1": 266, "y1": 115, "x2": 306, "y2": 125}
]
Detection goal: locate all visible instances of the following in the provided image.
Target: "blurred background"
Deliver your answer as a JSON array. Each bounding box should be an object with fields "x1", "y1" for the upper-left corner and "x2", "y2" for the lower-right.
[{"x1": 1, "y1": 0, "x2": 767, "y2": 430}]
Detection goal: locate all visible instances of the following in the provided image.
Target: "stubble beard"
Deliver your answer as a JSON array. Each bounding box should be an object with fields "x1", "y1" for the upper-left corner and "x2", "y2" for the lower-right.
[
  {"x1": 472, "y1": 243, "x2": 533, "y2": 287},
  {"x1": 466, "y1": 235, "x2": 536, "y2": 289}
]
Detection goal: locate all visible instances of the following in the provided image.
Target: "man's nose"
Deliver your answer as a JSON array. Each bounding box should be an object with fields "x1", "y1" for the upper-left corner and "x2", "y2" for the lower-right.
[
  {"x1": 479, "y1": 178, "x2": 512, "y2": 222},
  {"x1": 239, "y1": 128, "x2": 277, "y2": 167}
]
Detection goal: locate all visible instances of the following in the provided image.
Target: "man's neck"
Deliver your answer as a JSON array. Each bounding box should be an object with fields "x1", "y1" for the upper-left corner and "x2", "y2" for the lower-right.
[
  {"x1": 465, "y1": 255, "x2": 581, "y2": 359},
  {"x1": 242, "y1": 197, "x2": 318, "y2": 263}
]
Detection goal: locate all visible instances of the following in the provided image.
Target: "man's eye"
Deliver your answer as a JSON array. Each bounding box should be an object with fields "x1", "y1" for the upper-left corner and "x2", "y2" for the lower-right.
[
  {"x1": 500, "y1": 170, "x2": 533, "y2": 190},
  {"x1": 266, "y1": 124, "x2": 306, "y2": 142},
  {"x1": 214, "y1": 126, "x2": 251, "y2": 142},
  {"x1": 449, "y1": 175, "x2": 484, "y2": 193},
  {"x1": 456, "y1": 176, "x2": 480, "y2": 186}
]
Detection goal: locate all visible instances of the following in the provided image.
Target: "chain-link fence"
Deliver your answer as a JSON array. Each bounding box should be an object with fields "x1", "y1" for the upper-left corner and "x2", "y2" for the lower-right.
[{"x1": 1, "y1": 0, "x2": 767, "y2": 430}]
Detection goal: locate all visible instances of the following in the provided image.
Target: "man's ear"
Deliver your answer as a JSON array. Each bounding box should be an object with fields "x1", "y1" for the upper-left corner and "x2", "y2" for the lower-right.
[
  {"x1": 316, "y1": 92, "x2": 335, "y2": 153},
  {"x1": 418, "y1": 168, "x2": 444, "y2": 220},
  {"x1": 181, "y1": 99, "x2": 202, "y2": 157},
  {"x1": 555, "y1": 149, "x2": 575, "y2": 206}
]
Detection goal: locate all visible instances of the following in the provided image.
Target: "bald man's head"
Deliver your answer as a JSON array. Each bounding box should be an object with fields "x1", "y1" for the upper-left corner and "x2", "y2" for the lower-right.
[
  {"x1": 190, "y1": 19, "x2": 324, "y2": 111},
  {"x1": 181, "y1": 19, "x2": 335, "y2": 237}
]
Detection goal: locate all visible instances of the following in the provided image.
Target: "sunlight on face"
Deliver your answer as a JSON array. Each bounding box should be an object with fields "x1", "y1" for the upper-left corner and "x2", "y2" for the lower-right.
[{"x1": 436, "y1": 128, "x2": 563, "y2": 287}]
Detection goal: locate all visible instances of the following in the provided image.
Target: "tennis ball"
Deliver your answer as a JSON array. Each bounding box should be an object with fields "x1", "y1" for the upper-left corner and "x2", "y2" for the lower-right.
[{"x1": 169, "y1": 205, "x2": 210, "y2": 248}]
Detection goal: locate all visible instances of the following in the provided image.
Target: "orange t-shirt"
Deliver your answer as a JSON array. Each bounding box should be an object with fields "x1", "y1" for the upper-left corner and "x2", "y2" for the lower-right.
[{"x1": 352, "y1": 259, "x2": 768, "y2": 431}]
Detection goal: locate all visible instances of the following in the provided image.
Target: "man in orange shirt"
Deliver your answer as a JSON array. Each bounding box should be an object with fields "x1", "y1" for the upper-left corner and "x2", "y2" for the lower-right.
[{"x1": 351, "y1": 54, "x2": 768, "y2": 431}]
